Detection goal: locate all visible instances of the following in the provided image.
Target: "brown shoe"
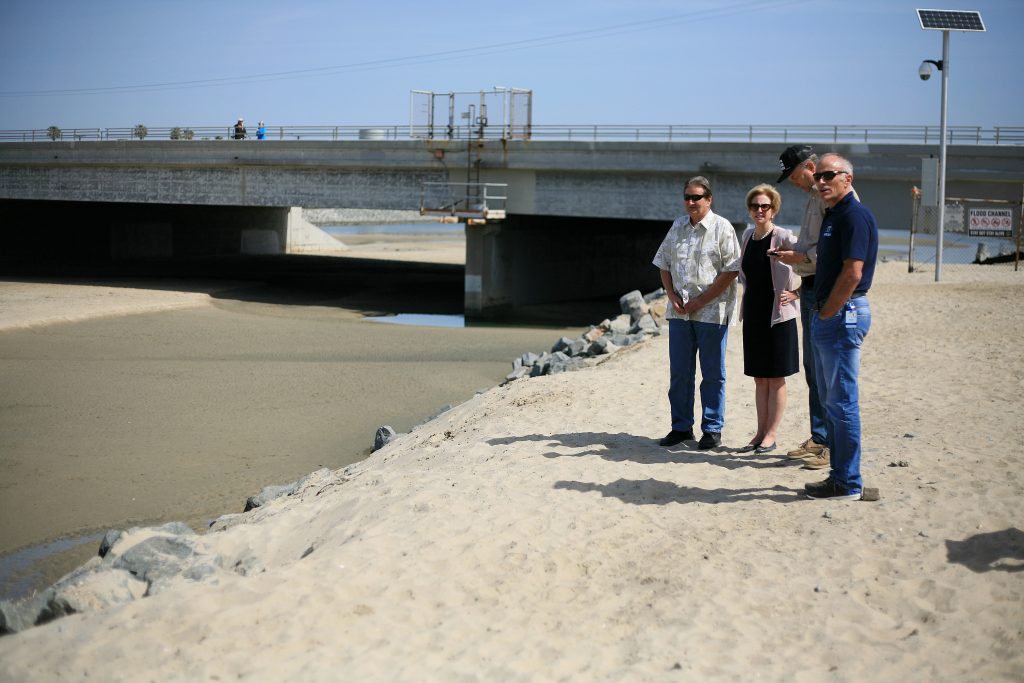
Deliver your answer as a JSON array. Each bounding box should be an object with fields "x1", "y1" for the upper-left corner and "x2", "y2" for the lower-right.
[
  {"x1": 800, "y1": 448, "x2": 830, "y2": 470},
  {"x1": 787, "y1": 439, "x2": 825, "y2": 459}
]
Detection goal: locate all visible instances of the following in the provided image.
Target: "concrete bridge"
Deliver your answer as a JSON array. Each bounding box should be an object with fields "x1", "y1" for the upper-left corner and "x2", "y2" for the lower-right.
[{"x1": 1, "y1": 139, "x2": 1021, "y2": 318}]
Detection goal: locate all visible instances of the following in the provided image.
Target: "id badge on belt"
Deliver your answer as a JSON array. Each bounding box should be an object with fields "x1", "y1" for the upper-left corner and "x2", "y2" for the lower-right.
[{"x1": 844, "y1": 302, "x2": 857, "y2": 328}]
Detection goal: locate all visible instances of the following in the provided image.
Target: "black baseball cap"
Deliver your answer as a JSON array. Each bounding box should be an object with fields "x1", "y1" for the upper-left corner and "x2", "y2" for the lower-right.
[{"x1": 777, "y1": 145, "x2": 814, "y2": 183}]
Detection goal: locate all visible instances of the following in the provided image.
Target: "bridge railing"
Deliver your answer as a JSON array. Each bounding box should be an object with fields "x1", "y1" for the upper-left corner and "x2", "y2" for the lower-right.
[{"x1": 2, "y1": 124, "x2": 1022, "y2": 145}]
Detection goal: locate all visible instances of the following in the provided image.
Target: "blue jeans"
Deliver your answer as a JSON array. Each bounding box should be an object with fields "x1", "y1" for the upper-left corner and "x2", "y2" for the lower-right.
[
  {"x1": 668, "y1": 318, "x2": 728, "y2": 433},
  {"x1": 810, "y1": 296, "x2": 871, "y2": 492},
  {"x1": 800, "y1": 285, "x2": 828, "y2": 445}
]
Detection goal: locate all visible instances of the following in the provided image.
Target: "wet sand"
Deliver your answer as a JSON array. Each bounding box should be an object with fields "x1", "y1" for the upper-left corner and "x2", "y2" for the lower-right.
[{"x1": 0, "y1": 255, "x2": 580, "y2": 598}]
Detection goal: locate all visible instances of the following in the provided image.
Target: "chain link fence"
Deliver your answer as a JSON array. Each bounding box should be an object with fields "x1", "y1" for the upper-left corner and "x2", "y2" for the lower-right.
[{"x1": 907, "y1": 187, "x2": 1023, "y2": 275}]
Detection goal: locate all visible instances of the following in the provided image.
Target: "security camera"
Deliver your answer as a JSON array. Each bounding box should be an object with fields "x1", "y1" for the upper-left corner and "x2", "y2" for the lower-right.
[{"x1": 919, "y1": 59, "x2": 942, "y2": 81}]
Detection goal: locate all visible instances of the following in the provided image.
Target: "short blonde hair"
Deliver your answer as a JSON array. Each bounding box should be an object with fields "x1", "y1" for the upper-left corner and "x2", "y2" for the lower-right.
[{"x1": 745, "y1": 184, "x2": 781, "y2": 213}]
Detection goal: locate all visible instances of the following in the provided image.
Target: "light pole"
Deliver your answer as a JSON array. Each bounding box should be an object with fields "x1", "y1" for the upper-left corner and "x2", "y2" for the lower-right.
[{"x1": 917, "y1": 9, "x2": 986, "y2": 282}]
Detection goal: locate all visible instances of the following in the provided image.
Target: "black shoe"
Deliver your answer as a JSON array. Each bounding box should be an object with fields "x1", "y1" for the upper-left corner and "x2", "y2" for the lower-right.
[
  {"x1": 697, "y1": 432, "x2": 721, "y2": 450},
  {"x1": 753, "y1": 442, "x2": 777, "y2": 454},
  {"x1": 805, "y1": 477, "x2": 860, "y2": 500},
  {"x1": 658, "y1": 429, "x2": 694, "y2": 447}
]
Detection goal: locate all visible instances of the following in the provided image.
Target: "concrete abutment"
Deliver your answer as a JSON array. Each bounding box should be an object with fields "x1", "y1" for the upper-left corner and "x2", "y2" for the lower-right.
[{"x1": 465, "y1": 214, "x2": 668, "y2": 320}]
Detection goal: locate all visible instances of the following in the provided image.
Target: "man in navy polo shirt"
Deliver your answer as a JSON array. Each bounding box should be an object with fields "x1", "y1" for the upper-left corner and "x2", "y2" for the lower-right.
[{"x1": 805, "y1": 153, "x2": 877, "y2": 500}]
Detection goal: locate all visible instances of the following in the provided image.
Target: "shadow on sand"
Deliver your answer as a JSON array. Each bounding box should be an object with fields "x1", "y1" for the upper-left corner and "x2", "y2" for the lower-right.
[
  {"x1": 946, "y1": 528, "x2": 1024, "y2": 573},
  {"x1": 0, "y1": 254, "x2": 619, "y2": 326},
  {"x1": 486, "y1": 432, "x2": 804, "y2": 504}
]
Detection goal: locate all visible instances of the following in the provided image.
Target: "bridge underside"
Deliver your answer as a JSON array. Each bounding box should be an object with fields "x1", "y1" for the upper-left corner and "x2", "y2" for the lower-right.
[
  {"x1": 1, "y1": 200, "x2": 674, "y2": 321},
  {"x1": 0, "y1": 200, "x2": 300, "y2": 264}
]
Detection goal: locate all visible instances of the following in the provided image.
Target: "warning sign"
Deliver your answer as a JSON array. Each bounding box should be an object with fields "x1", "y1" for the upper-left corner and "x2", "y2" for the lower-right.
[{"x1": 968, "y1": 208, "x2": 1013, "y2": 237}]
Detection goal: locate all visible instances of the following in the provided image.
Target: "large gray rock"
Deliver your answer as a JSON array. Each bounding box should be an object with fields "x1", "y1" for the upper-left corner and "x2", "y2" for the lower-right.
[
  {"x1": 505, "y1": 365, "x2": 532, "y2": 382},
  {"x1": 631, "y1": 314, "x2": 659, "y2": 335},
  {"x1": 520, "y1": 351, "x2": 540, "y2": 367},
  {"x1": 99, "y1": 529, "x2": 124, "y2": 558},
  {"x1": 643, "y1": 288, "x2": 666, "y2": 303},
  {"x1": 551, "y1": 336, "x2": 575, "y2": 354},
  {"x1": 242, "y1": 467, "x2": 333, "y2": 512},
  {"x1": 564, "y1": 338, "x2": 588, "y2": 357},
  {"x1": 372, "y1": 425, "x2": 397, "y2": 453},
  {"x1": 608, "y1": 314, "x2": 632, "y2": 335},
  {"x1": 245, "y1": 482, "x2": 299, "y2": 511},
  {"x1": 0, "y1": 592, "x2": 51, "y2": 635},
  {"x1": 619, "y1": 290, "x2": 649, "y2": 322},
  {"x1": 548, "y1": 356, "x2": 587, "y2": 375},
  {"x1": 588, "y1": 338, "x2": 620, "y2": 355},
  {"x1": 112, "y1": 534, "x2": 197, "y2": 587},
  {"x1": 44, "y1": 568, "x2": 147, "y2": 620}
]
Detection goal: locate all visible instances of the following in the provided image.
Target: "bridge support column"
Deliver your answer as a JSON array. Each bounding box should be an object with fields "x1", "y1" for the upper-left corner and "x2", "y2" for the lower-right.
[{"x1": 465, "y1": 214, "x2": 668, "y2": 321}]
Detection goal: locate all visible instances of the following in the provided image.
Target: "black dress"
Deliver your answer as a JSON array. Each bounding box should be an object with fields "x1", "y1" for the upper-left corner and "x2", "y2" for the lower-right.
[{"x1": 741, "y1": 232, "x2": 799, "y2": 378}]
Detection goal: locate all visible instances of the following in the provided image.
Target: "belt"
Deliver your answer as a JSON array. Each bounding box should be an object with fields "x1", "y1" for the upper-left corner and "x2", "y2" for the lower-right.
[{"x1": 813, "y1": 292, "x2": 868, "y2": 311}]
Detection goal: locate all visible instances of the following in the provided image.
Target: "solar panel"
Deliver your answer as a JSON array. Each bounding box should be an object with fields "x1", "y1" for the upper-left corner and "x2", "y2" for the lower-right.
[{"x1": 917, "y1": 9, "x2": 986, "y2": 31}]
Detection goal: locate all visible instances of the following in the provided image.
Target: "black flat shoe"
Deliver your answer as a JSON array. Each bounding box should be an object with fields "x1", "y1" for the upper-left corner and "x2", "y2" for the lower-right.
[
  {"x1": 697, "y1": 432, "x2": 721, "y2": 450},
  {"x1": 754, "y1": 442, "x2": 777, "y2": 454},
  {"x1": 658, "y1": 429, "x2": 695, "y2": 447},
  {"x1": 736, "y1": 443, "x2": 758, "y2": 453}
]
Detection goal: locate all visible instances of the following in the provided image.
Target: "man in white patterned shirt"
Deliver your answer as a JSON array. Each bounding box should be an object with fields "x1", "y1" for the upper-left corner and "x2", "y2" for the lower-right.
[{"x1": 653, "y1": 176, "x2": 741, "y2": 450}]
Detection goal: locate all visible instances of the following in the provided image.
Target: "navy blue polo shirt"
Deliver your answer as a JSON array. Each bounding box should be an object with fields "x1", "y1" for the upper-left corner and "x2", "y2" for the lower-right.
[{"x1": 814, "y1": 191, "x2": 878, "y2": 307}]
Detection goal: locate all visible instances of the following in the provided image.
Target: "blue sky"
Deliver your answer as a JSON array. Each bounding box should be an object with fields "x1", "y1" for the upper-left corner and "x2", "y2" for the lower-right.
[{"x1": 0, "y1": 0, "x2": 1020, "y2": 131}]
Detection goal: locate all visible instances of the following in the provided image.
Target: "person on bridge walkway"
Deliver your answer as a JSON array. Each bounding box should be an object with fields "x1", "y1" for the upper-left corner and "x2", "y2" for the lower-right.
[
  {"x1": 653, "y1": 175, "x2": 741, "y2": 451},
  {"x1": 233, "y1": 118, "x2": 247, "y2": 140}
]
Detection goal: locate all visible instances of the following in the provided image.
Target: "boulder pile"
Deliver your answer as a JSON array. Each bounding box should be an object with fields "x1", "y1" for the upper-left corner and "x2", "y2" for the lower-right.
[
  {"x1": 0, "y1": 469, "x2": 340, "y2": 636},
  {"x1": 504, "y1": 288, "x2": 667, "y2": 382}
]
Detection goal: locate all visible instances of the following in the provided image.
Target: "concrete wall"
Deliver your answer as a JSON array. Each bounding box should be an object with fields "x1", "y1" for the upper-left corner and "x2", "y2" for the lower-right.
[{"x1": 466, "y1": 214, "x2": 670, "y2": 320}]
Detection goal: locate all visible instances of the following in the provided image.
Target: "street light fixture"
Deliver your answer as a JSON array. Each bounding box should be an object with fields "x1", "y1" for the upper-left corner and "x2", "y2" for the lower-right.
[{"x1": 916, "y1": 8, "x2": 986, "y2": 282}]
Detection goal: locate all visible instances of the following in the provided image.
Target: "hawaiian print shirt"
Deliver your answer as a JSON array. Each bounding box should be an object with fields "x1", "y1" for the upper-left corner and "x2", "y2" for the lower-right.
[{"x1": 653, "y1": 209, "x2": 742, "y2": 325}]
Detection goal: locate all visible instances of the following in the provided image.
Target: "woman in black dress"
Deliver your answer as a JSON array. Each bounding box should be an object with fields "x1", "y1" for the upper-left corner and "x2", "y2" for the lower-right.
[{"x1": 737, "y1": 184, "x2": 801, "y2": 454}]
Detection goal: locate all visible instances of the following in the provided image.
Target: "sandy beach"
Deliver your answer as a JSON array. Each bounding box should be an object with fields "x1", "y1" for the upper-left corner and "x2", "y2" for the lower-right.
[{"x1": 1, "y1": 260, "x2": 1022, "y2": 681}]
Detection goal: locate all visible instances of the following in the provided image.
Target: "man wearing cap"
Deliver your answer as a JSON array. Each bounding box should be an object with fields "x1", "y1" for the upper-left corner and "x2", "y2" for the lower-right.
[
  {"x1": 653, "y1": 176, "x2": 741, "y2": 451},
  {"x1": 772, "y1": 145, "x2": 858, "y2": 471},
  {"x1": 233, "y1": 118, "x2": 247, "y2": 140}
]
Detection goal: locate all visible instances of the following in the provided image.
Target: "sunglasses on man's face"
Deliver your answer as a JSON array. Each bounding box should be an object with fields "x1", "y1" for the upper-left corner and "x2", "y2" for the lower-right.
[
  {"x1": 813, "y1": 170, "x2": 850, "y2": 182},
  {"x1": 684, "y1": 193, "x2": 708, "y2": 202}
]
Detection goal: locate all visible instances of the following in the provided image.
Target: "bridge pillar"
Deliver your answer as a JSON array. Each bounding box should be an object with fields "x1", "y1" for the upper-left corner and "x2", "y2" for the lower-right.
[{"x1": 465, "y1": 214, "x2": 668, "y2": 321}]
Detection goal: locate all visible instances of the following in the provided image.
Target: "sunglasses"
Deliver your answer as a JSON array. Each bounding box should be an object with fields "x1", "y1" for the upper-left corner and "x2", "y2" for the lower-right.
[
  {"x1": 813, "y1": 170, "x2": 850, "y2": 182},
  {"x1": 749, "y1": 203, "x2": 772, "y2": 212},
  {"x1": 684, "y1": 193, "x2": 708, "y2": 202}
]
